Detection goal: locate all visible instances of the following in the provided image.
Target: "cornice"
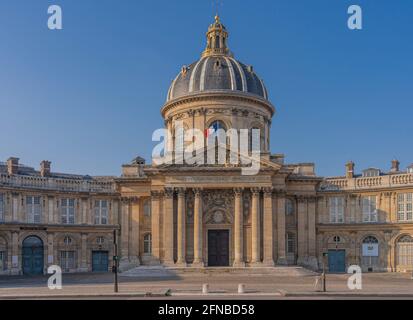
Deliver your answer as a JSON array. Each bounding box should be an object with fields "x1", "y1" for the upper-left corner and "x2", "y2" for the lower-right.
[{"x1": 161, "y1": 91, "x2": 275, "y2": 118}]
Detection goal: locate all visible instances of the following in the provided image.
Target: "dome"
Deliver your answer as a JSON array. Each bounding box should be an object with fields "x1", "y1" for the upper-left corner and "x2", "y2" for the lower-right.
[{"x1": 166, "y1": 16, "x2": 269, "y2": 102}]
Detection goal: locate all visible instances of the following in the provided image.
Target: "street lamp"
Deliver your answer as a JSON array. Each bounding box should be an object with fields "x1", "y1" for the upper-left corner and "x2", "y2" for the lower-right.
[
  {"x1": 113, "y1": 229, "x2": 119, "y2": 293},
  {"x1": 322, "y1": 252, "x2": 328, "y2": 292}
]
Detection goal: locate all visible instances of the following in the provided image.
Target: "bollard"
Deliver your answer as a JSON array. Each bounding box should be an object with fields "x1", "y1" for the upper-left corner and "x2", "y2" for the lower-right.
[
  {"x1": 202, "y1": 284, "x2": 209, "y2": 294},
  {"x1": 238, "y1": 283, "x2": 245, "y2": 294}
]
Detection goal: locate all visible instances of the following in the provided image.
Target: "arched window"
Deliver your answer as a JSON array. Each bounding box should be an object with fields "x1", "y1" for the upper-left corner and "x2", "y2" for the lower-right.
[
  {"x1": 63, "y1": 236, "x2": 72, "y2": 246},
  {"x1": 362, "y1": 236, "x2": 379, "y2": 271},
  {"x1": 207, "y1": 120, "x2": 227, "y2": 164},
  {"x1": 143, "y1": 200, "x2": 151, "y2": 217},
  {"x1": 363, "y1": 236, "x2": 379, "y2": 244},
  {"x1": 397, "y1": 235, "x2": 413, "y2": 269},
  {"x1": 144, "y1": 234, "x2": 152, "y2": 254},
  {"x1": 285, "y1": 199, "x2": 295, "y2": 216},
  {"x1": 333, "y1": 236, "x2": 341, "y2": 243}
]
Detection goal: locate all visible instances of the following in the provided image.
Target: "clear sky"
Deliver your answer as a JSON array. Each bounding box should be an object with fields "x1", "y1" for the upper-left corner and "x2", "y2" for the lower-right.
[{"x1": 0, "y1": 0, "x2": 412, "y2": 177}]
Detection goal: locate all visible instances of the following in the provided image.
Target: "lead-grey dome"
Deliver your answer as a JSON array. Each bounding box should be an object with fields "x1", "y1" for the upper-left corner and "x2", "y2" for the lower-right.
[
  {"x1": 167, "y1": 56, "x2": 268, "y2": 102},
  {"x1": 166, "y1": 15, "x2": 269, "y2": 103}
]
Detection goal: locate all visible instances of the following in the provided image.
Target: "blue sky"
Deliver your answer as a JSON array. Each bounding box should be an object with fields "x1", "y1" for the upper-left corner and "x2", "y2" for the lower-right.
[{"x1": 0, "y1": 0, "x2": 412, "y2": 177}]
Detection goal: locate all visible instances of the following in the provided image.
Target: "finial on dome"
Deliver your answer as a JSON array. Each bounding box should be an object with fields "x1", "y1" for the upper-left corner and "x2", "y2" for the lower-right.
[{"x1": 201, "y1": 15, "x2": 232, "y2": 58}]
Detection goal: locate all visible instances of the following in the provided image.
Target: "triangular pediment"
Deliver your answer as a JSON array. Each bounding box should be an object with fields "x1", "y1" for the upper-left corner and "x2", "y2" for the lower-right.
[{"x1": 151, "y1": 143, "x2": 282, "y2": 172}]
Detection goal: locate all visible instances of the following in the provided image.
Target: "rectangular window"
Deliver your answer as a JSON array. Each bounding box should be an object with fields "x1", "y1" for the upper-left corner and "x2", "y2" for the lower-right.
[
  {"x1": 362, "y1": 196, "x2": 377, "y2": 222},
  {"x1": 329, "y1": 197, "x2": 344, "y2": 223},
  {"x1": 0, "y1": 194, "x2": 4, "y2": 223},
  {"x1": 0, "y1": 251, "x2": 5, "y2": 270},
  {"x1": 94, "y1": 200, "x2": 108, "y2": 225},
  {"x1": 26, "y1": 196, "x2": 42, "y2": 224},
  {"x1": 397, "y1": 193, "x2": 413, "y2": 222},
  {"x1": 60, "y1": 251, "x2": 75, "y2": 272},
  {"x1": 287, "y1": 233, "x2": 296, "y2": 254},
  {"x1": 61, "y1": 198, "x2": 75, "y2": 224}
]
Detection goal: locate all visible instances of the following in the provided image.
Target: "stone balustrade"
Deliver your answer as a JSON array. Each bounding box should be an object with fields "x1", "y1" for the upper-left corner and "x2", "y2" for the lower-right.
[
  {"x1": 0, "y1": 174, "x2": 116, "y2": 193},
  {"x1": 323, "y1": 172, "x2": 413, "y2": 191}
]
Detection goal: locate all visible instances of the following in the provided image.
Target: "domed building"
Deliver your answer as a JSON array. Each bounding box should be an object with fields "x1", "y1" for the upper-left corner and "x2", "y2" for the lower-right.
[
  {"x1": 0, "y1": 15, "x2": 412, "y2": 276},
  {"x1": 118, "y1": 15, "x2": 322, "y2": 269}
]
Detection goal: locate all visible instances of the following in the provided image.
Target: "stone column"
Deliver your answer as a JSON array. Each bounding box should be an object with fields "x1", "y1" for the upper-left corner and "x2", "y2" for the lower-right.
[
  {"x1": 276, "y1": 192, "x2": 287, "y2": 265},
  {"x1": 233, "y1": 188, "x2": 245, "y2": 267},
  {"x1": 251, "y1": 188, "x2": 261, "y2": 265},
  {"x1": 47, "y1": 233, "x2": 54, "y2": 268},
  {"x1": 263, "y1": 188, "x2": 274, "y2": 266},
  {"x1": 11, "y1": 193, "x2": 19, "y2": 222},
  {"x1": 193, "y1": 188, "x2": 204, "y2": 266},
  {"x1": 390, "y1": 193, "x2": 397, "y2": 222},
  {"x1": 79, "y1": 233, "x2": 88, "y2": 272},
  {"x1": 297, "y1": 197, "x2": 308, "y2": 266},
  {"x1": 176, "y1": 188, "x2": 187, "y2": 266},
  {"x1": 129, "y1": 197, "x2": 140, "y2": 267},
  {"x1": 120, "y1": 198, "x2": 130, "y2": 262},
  {"x1": 163, "y1": 188, "x2": 175, "y2": 266},
  {"x1": 150, "y1": 191, "x2": 161, "y2": 264},
  {"x1": 11, "y1": 231, "x2": 20, "y2": 275},
  {"x1": 81, "y1": 198, "x2": 88, "y2": 224},
  {"x1": 307, "y1": 197, "x2": 318, "y2": 270}
]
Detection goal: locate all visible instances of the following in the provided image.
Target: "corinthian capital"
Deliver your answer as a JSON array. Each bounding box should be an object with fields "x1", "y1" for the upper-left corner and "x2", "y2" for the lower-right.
[{"x1": 234, "y1": 188, "x2": 243, "y2": 196}]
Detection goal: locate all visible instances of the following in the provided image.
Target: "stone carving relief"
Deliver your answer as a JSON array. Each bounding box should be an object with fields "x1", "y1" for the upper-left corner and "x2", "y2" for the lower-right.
[{"x1": 203, "y1": 190, "x2": 234, "y2": 224}]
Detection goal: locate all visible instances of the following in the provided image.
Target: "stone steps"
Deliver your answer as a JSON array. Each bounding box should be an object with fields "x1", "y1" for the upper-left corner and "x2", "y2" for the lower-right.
[{"x1": 120, "y1": 266, "x2": 316, "y2": 277}]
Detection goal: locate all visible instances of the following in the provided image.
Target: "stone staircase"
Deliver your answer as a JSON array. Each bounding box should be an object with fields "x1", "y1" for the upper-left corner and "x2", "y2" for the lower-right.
[{"x1": 120, "y1": 265, "x2": 316, "y2": 278}]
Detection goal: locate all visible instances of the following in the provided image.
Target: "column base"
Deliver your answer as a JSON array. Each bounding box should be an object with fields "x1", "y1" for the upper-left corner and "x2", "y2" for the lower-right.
[
  {"x1": 119, "y1": 256, "x2": 141, "y2": 272},
  {"x1": 306, "y1": 256, "x2": 319, "y2": 271},
  {"x1": 276, "y1": 257, "x2": 288, "y2": 265},
  {"x1": 191, "y1": 261, "x2": 205, "y2": 268},
  {"x1": 163, "y1": 260, "x2": 175, "y2": 267},
  {"x1": 175, "y1": 261, "x2": 187, "y2": 267},
  {"x1": 249, "y1": 261, "x2": 263, "y2": 267},
  {"x1": 233, "y1": 261, "x2": 246, "y2": 268},
  {"x1": 262, "y1": 260, "x2": 275, "y2": 267}
]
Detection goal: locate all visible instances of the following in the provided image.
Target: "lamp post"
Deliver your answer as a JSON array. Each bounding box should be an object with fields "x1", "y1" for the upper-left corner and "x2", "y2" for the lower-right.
[
  {"x1": 113, "y1": 229, "x2": 119, "y2": 293},
  {"x1": 322, "y1": 252, "x2": 328, "y2": 292}
]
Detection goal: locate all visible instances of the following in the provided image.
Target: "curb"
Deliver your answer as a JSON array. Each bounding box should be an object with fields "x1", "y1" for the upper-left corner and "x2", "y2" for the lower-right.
[
  {"x1": 0, "y1": 291, "x2": 169, "y2": 300},
  {"x1": 279, "y1": 291, "x2": 413, "y2": 298}
]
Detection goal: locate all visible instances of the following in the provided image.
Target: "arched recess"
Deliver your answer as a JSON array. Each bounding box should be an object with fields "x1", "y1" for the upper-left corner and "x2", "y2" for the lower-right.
[{"x1": 395, "y1": 234, "x2": 413, "y2": 272}]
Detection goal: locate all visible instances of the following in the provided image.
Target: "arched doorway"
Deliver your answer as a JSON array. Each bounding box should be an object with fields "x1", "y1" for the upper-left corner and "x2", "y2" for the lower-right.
[
  {"x1": 396, "y1": 235, "x2": 413, "y2": 271},
  {"x1": 22, "y1": 236, "x2": 44, "y2": 275},
  {"x1": 361, "y1": 236, "x2": 379, "y2": 272}
]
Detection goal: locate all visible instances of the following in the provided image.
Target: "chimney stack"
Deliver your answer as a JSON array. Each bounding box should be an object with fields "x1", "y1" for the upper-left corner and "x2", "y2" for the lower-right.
[
  {"x1": 40, "y1": 160, "x2": 51, "y2": 177},
  {"x1": 7, "y1": 157, "x2": 19, "y2": 175},
  {"x1": 345, "y1": 161, "x2": 355, "y2": 179},
  {"x1": 391, "y1": 159, "x2": 400, "y2": 173}
]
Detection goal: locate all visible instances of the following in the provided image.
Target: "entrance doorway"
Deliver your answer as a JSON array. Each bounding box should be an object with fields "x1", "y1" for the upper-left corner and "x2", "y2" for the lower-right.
[
  {"x1": 328, "y1": 249, "x2": 346, "y2": 273},
  {"x1": 22, "y1": 236, "x2": 44, "y2": 275},
  {"x1": 92, "y1": 251, "x2": 109, "y2": 272},
  {"x1": 207, "y1": 230, "x2": 229, "y2": 267}
]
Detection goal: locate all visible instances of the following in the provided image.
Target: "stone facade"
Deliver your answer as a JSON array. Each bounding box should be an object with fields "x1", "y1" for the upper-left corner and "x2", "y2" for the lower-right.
[{"x1": 0, "y1": 16, "x2": 412, "y2": 275}]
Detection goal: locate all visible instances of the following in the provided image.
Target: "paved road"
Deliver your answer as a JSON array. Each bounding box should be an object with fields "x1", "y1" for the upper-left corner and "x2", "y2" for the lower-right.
[{"x1": 0, "y1": 270, "x2": 412, "y2": 299}]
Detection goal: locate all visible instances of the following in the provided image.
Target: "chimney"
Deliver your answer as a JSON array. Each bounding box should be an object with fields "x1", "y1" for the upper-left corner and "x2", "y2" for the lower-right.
[
  {"x1": 391, "y1": 159, "x2": 400, "y2": 173},
  {"x1": 345, "y1": 161, "x2": 355, "y2": 179},
  {"x1": 40, "y1": 160, "x2": 51, "y2": 177},
  {"x1": 7, "y1": 157, "x2": 19, "y2": 175}
]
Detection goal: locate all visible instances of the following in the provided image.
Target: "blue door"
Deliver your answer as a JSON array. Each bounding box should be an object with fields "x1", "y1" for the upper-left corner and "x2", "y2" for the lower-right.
[
  {"x1": 328, "y1": 250, "x2": 346, "y2": 273},
  {"x1": 92, "y1": 251, "x2": 109, "y2": 272},
  {"x1": 22, "y1": 236, "x2": 44, "y2": 275}
]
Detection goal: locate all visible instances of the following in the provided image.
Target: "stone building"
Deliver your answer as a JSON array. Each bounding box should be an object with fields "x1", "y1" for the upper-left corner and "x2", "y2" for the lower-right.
[{"x1": 0, "y1": 16, "x2": 412, "y2": 275}]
